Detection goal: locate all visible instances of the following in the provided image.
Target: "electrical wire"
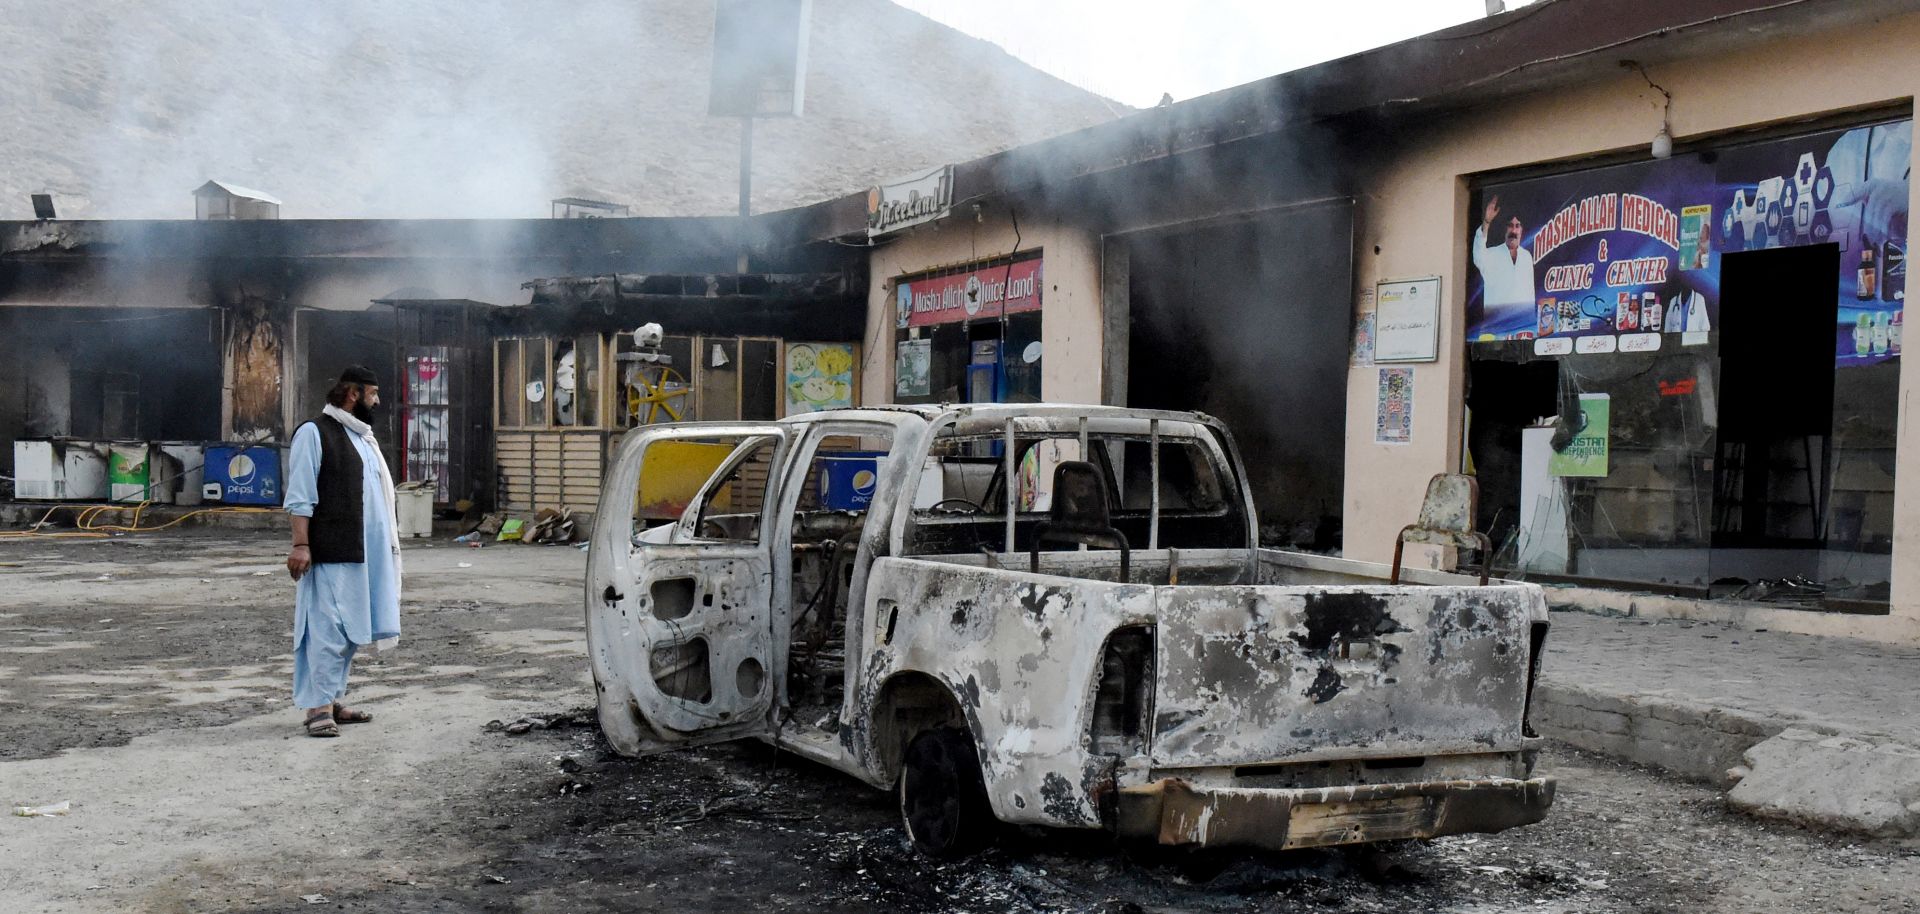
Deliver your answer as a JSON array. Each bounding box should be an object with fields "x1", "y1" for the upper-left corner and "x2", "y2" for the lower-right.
[{"x1": 0, "y1": 501, "x2": 276, "y2": 538}]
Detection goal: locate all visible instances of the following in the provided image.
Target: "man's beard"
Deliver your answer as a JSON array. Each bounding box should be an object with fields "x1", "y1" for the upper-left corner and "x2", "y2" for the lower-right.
[{"x1": 352, "y1": 401, "x2": 375, "y2": 424}]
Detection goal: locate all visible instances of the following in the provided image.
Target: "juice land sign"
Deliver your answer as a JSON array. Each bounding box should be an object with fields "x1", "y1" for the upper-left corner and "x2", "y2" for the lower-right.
[{"x1": 896, "y1": 257, "x2": 1043, "y2": 329}]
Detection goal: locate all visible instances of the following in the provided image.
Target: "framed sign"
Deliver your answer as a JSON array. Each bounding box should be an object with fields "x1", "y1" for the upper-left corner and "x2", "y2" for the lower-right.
[
  {"x1": 1374, "y1": 276, "x2": 1442, "y2": 363},
  {"x1": 783, "y1": 342, "x2": 857, "y2": 414}
]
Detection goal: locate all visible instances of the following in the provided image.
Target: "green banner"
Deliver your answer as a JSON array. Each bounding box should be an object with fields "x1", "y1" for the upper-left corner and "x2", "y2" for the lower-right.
[{"x1": 1549, "y1": 393, "x2": 1610, "y2": 477}]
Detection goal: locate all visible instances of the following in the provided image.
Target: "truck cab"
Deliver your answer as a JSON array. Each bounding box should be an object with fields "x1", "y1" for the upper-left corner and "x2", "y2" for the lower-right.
[{"x1": 587, "y1": 405, "x2": 1553, "y2": 856}]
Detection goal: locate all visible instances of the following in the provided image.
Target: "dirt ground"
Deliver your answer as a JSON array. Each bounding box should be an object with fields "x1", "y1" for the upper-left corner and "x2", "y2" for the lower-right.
[{"x1": 2, "y1": 531, "x2": 1917, "y2": 913}]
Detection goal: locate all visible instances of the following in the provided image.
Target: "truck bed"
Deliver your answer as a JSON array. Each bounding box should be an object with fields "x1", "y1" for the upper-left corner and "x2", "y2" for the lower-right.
[{"x1": 901, "y1": 548, "x2": 1546, "y2": 770}]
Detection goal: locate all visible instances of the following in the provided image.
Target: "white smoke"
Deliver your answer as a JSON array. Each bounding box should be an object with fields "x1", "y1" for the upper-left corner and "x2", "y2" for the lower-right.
[{"x1": 1, "y1": 0, "x2": 1124, "y2": 221}]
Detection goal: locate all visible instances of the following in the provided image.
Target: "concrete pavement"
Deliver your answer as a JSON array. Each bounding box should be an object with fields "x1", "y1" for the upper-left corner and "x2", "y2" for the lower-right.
[{"x1": 1535, "y1": 605, "x2": 1920, "y2": 840}]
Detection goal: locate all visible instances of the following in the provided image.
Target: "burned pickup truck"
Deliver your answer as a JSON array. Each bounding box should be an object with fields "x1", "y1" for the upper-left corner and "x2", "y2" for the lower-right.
[{"x1": 587, "y1": 405, "x2": 1553, "y2": 856}]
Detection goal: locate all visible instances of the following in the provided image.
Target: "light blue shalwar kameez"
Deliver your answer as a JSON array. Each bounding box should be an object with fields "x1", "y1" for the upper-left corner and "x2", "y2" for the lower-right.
[{"x1": 286, "y1": 421, "x2": 402, "y2": 709}]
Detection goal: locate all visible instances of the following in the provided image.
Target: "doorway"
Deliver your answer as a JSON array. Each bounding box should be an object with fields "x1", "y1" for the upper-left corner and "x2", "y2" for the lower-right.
[
  {"x1": 1713, "y1": 245, "x2": 1839, "y2": 555},
  {"x1": 1710, "y1": 243, "x2": 1896, "y2": 606},
  {"x1": 1125, "y1": 204, "x2": 1352, "y2": 550}
]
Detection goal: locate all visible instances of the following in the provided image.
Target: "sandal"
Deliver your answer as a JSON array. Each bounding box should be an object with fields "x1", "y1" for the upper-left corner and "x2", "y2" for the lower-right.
[
  {"x1": 304, "y1": 710, "x2": 340, "y2": 738},
  {"x1": 332, "y1": 704, "x2": 373, "y2": 725}
]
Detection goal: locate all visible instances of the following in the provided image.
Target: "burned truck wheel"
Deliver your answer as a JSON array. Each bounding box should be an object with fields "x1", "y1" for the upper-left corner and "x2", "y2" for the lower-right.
[{"x1": 899, "y1": 726, "x2": 993, "y2": 857}]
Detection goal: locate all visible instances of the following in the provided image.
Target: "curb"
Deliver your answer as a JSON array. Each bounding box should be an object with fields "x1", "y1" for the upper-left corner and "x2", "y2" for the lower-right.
[
  {"x1": 1532, "y1": 680, "x2": 1920, "y2": 839},
  {"x1": 1532, "y1": 680, "x2": 1814, "y2": 784}
]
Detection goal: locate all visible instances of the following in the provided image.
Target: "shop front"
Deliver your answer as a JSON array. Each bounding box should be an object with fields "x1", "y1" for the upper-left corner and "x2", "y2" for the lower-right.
[
  {"x1": 1462, "y1": 117, "x2": 1909, "y2": 612},
  {"x1": 860, "y1": 201, "x2": 1103, "y2": 410},
  {"x1": 492, "y1": 330, "x2": 859, "y2": 514},
  {"x1": 1332, "y1": 3, "x2": 1920, "y2": 639},
  {"x1": 890, "y1": 254, "x2": 1044, "y2": 405}
]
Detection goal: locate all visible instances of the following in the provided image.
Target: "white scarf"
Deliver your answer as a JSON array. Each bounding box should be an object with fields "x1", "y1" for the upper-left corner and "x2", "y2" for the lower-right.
[{"x1": 325, "y1": 403, "x2": 403, "y2": 650}]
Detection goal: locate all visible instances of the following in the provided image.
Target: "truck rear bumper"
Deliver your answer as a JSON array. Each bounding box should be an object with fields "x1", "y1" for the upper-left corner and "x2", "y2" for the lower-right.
[{"x1": 1115, "y1": 776, "x2": 1556, "y2": 851}]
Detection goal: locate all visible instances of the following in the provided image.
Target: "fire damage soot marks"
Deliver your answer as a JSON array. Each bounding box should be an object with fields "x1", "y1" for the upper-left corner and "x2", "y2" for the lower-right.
[
  {"x1": 1039, "y1": 771, "x2": 1086, "y2": 823},
  {"x1": 1426, "y1": 593, "x2": 1515, "y2": 666},
  {"x1": 1018, "y1": 584, "x2": 1071, "y2": 620},
  {"x1": 256, "y1": 717, "x2": 1711, "y2": 914},
  {"x1": 1290, "y1": 591, "x2": 1409, "y2": 704}
]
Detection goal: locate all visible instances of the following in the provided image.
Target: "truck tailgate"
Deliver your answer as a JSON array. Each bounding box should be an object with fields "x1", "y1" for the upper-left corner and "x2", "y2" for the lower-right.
[{"x1": 1151, "y1": 585, "x2": 1542, "y2": 768}]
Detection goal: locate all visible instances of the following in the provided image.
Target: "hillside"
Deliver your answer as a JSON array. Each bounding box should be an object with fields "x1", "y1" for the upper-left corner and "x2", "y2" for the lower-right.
[{"x1": 0, "y1": 0, "x2": 1126, "y2": 220}]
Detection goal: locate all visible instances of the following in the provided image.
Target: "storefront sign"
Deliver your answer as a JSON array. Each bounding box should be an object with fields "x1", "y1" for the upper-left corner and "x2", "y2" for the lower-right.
[
  {"x1": 1374, "y1": 277, "x2": 1441, "y2": 362},
  {"x1": 867, "y1": 165, "x2": 953, "y2": 237},
  {"x1": 896, "y1": 256, "x2": 1043, "y2": 328},
  {"x1": 1467, "y1": 119, "x2": 1911, "y2": 366}
]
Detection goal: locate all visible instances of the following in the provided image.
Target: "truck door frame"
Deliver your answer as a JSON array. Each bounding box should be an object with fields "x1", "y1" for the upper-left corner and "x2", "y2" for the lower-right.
[
  {"x1": 769, "y1": 418, "x2": 907, "y2": 733},
  {"x1": 586, "y1": 423, "x2": 790, "y2": 755}
]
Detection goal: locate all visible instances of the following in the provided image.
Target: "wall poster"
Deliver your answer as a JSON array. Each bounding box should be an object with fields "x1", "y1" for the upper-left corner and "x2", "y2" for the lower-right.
[
  {"x1": 403, "y1": 347, "x2": 452, "y2": 501},
  {"x1": 1351, "y1": 311, "x2": 1376, "y2": 367},
  {"x1": 895, "y1": 338, "x2": 931, "y2": 397},
  {"x1": 1548, "y1": 393, "x2": 1611, "y2": 478},
  {"x1": 1375, "y1": 367, "x2": 1414, "y2": 445},
  {"x1": 1467, "y1": 119, "x2": 1910, "y2": 365},
  {"x1": 1374, "y1": 277, "x2": 1442, "y2": 362},
  {"x1": 784, "y1": 342, "x2": 856, "y2": 414},
  {"x1": 1352, "y1": 287, "x2": 1377, "y2": 367}
]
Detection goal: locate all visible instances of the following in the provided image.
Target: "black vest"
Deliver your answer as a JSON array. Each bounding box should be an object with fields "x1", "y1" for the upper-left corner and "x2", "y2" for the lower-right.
[{"x1": 303, "y1": 414, "x2": 365, "y2": 564}]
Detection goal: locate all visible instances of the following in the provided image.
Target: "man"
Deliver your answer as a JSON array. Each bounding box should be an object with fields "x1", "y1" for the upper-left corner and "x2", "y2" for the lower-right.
[
  {"x1": 285, "y1": 366, "x2": 402, "y2": 737},
  {"x1": 1472, "y1": 195, "x2": 1538, "y2": 328},
  {"x1": 1828, "y1": 120, "x2": 1911, "y2": 252}
]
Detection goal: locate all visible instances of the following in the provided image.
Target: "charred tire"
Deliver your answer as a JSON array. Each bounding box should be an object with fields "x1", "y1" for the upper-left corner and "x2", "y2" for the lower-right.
[{"x1": 899, "y1": 726, "x2": 994, "y2": 858}]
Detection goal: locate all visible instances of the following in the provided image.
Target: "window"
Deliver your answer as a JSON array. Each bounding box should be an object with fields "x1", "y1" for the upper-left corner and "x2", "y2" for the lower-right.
[
  {"x1": 906, "y1": 428, "x2": 1246, "y2": 556},
  {"x1": 689, "y1": 436, "x2": 780, "y2": 543},
  {"x1": 699, "y1": 338, "x2": 742, "y2": 421},
  {"x1": 630, "y1": 433, "x2": 777, "y2": 535},
  {"x1": 551, "y1": 336, "x2": 602, "y2": 427},
  {"x1": 608, "y1": 333, "x2": 781, "y2": 428},
  {"x1": 496, "y1": 335, "x2": 615, "y2": 430},
  {"x1": 1110, "y1": 438, "x2": 1226, "y2": 512},
  {"x1": 793, "y1": 435, "x2": 889, "y2": 515},
  {"x1": 496, "y1": 337, "x2": 549, "y2": 428},
  {"x1": 893, "y1": 254, "x2": 1044, "y2": 405},
  {"x1": 403, "y1": 347, "x2": 452, "y2": 501}
]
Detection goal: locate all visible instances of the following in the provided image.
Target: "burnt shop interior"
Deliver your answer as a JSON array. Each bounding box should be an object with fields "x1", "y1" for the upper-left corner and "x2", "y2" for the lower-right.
[{"x1": 1465, "y1": 117, "x2": 1907, "y2": 611}]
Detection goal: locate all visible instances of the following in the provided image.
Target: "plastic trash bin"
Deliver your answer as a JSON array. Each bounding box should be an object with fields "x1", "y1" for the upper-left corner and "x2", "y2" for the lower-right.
[{"x1": 395, "y1": 481, "x2": 435, "y2": 538}]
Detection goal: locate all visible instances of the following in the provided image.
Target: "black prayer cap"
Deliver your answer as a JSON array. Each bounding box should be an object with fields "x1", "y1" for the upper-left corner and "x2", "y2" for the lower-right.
[{"x1": 339, "y1": 365, "x2": 379, "y2": 387}]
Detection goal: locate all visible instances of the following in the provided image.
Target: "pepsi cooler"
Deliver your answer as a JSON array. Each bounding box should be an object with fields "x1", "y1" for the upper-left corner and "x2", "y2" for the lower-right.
[
  {"x1": 203, "y1": 444, "x2": 286, "y2": 506},
  {"x1": 817, "y1": 451, "x2": 886, "y2": 511}
]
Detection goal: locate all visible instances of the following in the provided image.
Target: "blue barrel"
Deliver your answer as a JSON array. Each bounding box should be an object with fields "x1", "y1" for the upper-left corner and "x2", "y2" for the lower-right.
[
  {"x1": 817, "y1": 451, "x2": 885, "y2": 511},
  {"x1": 204, "y1": 444, "x2": 285, "y2": 506}
]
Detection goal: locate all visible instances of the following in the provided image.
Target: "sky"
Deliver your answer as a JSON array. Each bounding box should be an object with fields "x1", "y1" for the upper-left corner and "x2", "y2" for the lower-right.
[{"x1": 891, "y1": 0, "x2": 1543, "y2": 109}]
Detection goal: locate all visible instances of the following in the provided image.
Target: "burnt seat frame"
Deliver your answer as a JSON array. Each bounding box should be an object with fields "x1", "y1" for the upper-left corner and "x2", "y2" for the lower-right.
[
  {"x1": 1029, "y1": 461, "x2": 1131, "y2": 581},
  {"x1": 1390, "y1": 473, "x2": 1492, "y2": 586}
]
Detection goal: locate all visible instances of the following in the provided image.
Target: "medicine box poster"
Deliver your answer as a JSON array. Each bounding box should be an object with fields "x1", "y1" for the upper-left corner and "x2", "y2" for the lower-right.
[
  {"x1": 785, "y1": 343, "x2": 856, "y2": 414},
  {"x1": 1375, "y1": 368, "x2": 1414, "y2": 445},
  {"x1": 1465, "y1": 118, "x2": 1909, "y2": 365}
]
